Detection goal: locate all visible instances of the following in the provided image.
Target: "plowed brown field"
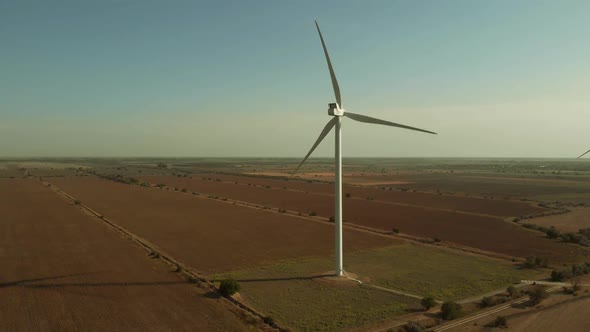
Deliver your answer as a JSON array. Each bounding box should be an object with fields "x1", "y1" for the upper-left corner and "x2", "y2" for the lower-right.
[
  {"x1": 190, "y1": 173, "x2": 545, "y2": 217},
  {"x1": 0, "y1": 178, "x2": 248, "y2": 332},
  {"x1": 139, "y1": 176, "x2": 589, "y2": 263},
  {"x1": 48, "y1": 177, "x2": 398, "y2": 273}
]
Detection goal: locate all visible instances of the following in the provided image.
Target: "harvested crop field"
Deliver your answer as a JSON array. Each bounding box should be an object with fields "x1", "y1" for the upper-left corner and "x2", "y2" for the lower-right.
[
  {"x1": 138, "y1": 175, "x2": 586, "y2": 263},
  {"x1": 0, "y1": 178, "x2": 249, "y2": 331},
  {"x1": 457, "y1": 293, "x2": 590, "y2": 332},
  {"x1": 187, "y1": 173, "x2": 545, "y2": 217},
  {"x1": 526, "y1": 208, "x2": 590, "y2": 233},
  {"x1": 504, "y1": 295, "x2": 590, "y2": 332},
  {"x1": 48, "y1": 176, "x2": 398, "y2": 274},
  {"x1": 391, "y1": 173, "x2": 590, "y2": 200}
]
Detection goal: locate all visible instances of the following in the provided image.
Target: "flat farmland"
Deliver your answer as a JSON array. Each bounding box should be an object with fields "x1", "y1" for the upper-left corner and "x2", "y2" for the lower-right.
[
  {"x1": 191, "y1": 173, "x2": 544, "y2": 217},
  {"x1": 0, "y1": 178, "x2": 249, "y2": 331},
  {"x1": 456, "y1": 293, "x2": 590, "y2": 332},
  {"x1": 214, "y1": 245, "x2": 538, "y2": 331},
  {"x1": 138, "y1": 176, "x2": 587, "y2": 263},
  {"x1": 526, "y1": 208, "x2": 590, "y2": 233},
  {"x1": 48, "y1": 177, "x2": 398, "y2": 274},
  {"x1": 392, "y1": 173, "x2": 590, "y2": 202}
]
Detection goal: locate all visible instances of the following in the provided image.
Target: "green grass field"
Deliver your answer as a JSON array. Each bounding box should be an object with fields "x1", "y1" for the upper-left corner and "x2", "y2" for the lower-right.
[
  {"x1": 343, "y1": 244, "x2": 540, "y2": 300},
  {"x1": 213, "y1": 244, "x2": 540, "y2": 331},
  {"x1": 233, "y1": 278, "x2": 416, "y2": 331}
]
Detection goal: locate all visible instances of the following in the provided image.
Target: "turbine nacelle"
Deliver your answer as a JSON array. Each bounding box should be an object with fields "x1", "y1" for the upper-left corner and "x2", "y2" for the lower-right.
[{"x1": 328, "y1": 103, "x2": 345, "y2": 117}]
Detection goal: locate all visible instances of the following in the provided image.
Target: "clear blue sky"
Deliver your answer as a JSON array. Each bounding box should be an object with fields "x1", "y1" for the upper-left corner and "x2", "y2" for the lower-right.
[{"x1": 1, "y1": 0, "x2": 589, "y2": 157}]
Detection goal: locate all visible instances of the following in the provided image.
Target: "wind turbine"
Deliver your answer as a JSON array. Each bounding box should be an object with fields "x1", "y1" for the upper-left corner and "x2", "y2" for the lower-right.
[
  {"x1": 291, "y1": 21, "x2": 437, "y2": 277},
  {"x1": 578, "y1": 149, "x2": 590, "y2": 159}
]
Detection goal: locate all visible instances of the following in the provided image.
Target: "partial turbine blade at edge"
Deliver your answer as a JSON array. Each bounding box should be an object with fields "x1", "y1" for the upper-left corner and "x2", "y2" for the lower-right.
[
  {"x1": 315, "y1": 21, "x2": 342, "y2": 107},
  {"x1": 345, "y1": 112, "x2": 437, "y2": 135},
  {"x1": 290, "y1": 117, "x2": 338, "y2": 178},
  {"x1": 578, "y1": 149, "x2": 590, "y2": 159}
]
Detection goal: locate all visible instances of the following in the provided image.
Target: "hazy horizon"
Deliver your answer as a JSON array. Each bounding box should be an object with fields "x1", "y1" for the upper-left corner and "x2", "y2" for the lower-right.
[{"x1": 2, "y1": 1, "x2": 589, "y2": 158}]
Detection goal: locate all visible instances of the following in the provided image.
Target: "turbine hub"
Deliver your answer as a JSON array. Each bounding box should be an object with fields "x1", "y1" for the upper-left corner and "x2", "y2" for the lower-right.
[{"x1": 328, "y1": 103, "x2": 344, "y2": 117}]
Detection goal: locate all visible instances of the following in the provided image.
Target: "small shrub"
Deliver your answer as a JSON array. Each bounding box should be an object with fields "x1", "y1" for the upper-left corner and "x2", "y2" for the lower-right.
[
  {"x1": 421, "y1": 296, "x2": 436, "y2": 310},
  {"x1": 529, "y1": 286, "x2": 548, "y2": 305},
  {"x1": 481, "y1": 296, "x2": 496, "y2": 308},
  {"x1": 263, "y1": 316, "x2": 277, "y2": 328},
  {"x1": 441, "y1": 301, "x2": 461, "y2": 320},
  {"x1": 329, "y1": 216, "x2": 335, "y2": 222},
  {"x1": 546, "y1": 226, "x2": 560, "y2": 239},
  {"x1": 345, "y1": 193, "x2": 351, "y2": 198},
  {"x1": 309, "y1": 211, "x2": 317, "y2": 216},
  {"x1": 481, "y1": 296, "x2": 507, "y2": 308},
  {"x1": 524, "y1": 255, "x2": 547, "y2": 269},
  {"x1": 219, "y1": 278, "x2": 240, "y2": 296},
  {"x1": 403, "y1": 321, "x2": 425, "y2": 332},
  {"x1": 488, "y1": 316, "x2": 508, "y2": 328},
  {"x1": 74, "y1": 200, "x2": 81, "y2": 205},
  {"x1": 392, "y1": 228, "x2": 400, "y2": 234},
  {"x1": 551, "y1": 269, "x2": 572, "y2": 282},
  {"x1": 507, "y1": 285, "x2": 519, "y2": 298}
]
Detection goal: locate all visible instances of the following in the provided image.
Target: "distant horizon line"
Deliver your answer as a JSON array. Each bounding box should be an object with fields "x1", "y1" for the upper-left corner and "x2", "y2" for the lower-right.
[{"x1": 0, "y1": 156, "x2": 587, "y2": 160}]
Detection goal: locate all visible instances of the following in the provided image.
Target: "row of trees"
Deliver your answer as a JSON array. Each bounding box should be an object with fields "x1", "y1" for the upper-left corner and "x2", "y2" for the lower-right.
[{"x1": 551, "y1": 262, "x2": 590, "y2": 281}]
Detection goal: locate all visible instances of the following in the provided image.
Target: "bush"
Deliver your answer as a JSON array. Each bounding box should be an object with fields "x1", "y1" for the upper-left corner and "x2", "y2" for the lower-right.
[
  {"x1": 481, "y1": 296, "x2": 497, "y2": 308},
  {"x1": 74, "y1": 200, "x2": 81, "y2": 205},
  {"x1": 551, "y1": 269, "x2": 571, "y2": 282},
  {"x1": 421, "y1": 296, "x2": 436, "y2": 310},
  {"x1": 219, "y1": 278, "x2": 240, "y2": 296},
  {"x1": 507, "y1": 285, "x2": 519, "y2": 298},
  {"x1": 481, "y1": 295, "x2": 508, "y2": 308},
  {"x1": 441, "y1": 301, "x2": 462, "y2": 320},
  {"x1": 403, "y1": 321, "x2": 425, "y2": 332},
  {"x1": 392, "y1": 228, "x2": 400, "y2": 234},
  {"x1": 309, "y1": 211, "x2": 317, "y2": 216},
  {"x1": 546, "y1": 226, "x2": 560, "y2": 239},
  {"x1": 524, "y1": 255, "x2": 548, "y2": 268},
  {"x1": 489, "y1": 316, "x2": 508, "y2": 328},
  {"x1": 571, "y1": 263, "x2": 590, "y2": 276},
  {"x1": 345, "y1": 193, "x2": 351, "y2": 198},
  {"x1": 263, "y1": 316, "x2": 277, "y2": 327},
  {"x1": 329, "y1": 216, "x2": 335, "y2": 222},
  {"x1": 529, "y1": 286, "x2": 548, "y2": 305}
]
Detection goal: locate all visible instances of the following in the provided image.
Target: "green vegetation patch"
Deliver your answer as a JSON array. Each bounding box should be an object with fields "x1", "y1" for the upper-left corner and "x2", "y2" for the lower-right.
[
  {"x1": 212, "y1": 244, "x2": 538, "y2": 330},
  {"x1": 343, "y1": 245, "x2": 539, "y2": 301},
  {"x1": 216, "y1": 277, "x2": 414, "y2": 331}
]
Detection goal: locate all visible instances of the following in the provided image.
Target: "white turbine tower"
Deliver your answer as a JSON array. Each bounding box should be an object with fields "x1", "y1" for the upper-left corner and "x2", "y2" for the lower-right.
[
  {"x1": 578, "y1": 149, "x2": 590, "y2": 159},
  {"x1": 291, "y1": 21, "x2": 437, "y2": 277}
]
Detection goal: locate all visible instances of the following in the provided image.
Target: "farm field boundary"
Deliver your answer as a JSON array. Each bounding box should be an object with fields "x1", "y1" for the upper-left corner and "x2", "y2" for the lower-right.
[{"x1": 41, "y1": 179, "x2": 280, "y2": 331}]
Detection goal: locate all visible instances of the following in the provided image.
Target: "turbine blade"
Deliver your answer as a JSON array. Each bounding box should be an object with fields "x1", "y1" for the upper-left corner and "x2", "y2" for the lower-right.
[
  {"x1": 315, "y1": 20, "x2": 342, "y2": 107},
  {"x1": 578, "y1": 149, "x2": 590, "y2": 159},
  {"x1": 291, "y1": 117, "x2": 338, "y2": 178},
  {"x1": 345, "y1": 112, "x2": 437, "y2": 135}
]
